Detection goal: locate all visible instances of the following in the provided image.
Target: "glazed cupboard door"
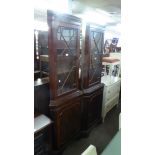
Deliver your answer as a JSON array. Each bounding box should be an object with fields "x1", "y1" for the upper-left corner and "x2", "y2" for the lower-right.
[
  {"x1": 56, "y1": 27, "x2": 78, "y2": 96},
  {"x1": 88, "y1": 26, "x2": 104, "y2": 87},
  {"x1": 82, "y1": 24, "x2": 104, "y2": 89},
  {"x1": 47, "y1": 11, "x2": 81, "y2": 99}
]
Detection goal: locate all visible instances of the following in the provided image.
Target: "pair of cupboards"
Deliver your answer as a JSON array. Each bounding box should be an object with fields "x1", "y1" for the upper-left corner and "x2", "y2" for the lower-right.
[{"x1": 34, "y1": 10, "x2": 104, "y2": 151}]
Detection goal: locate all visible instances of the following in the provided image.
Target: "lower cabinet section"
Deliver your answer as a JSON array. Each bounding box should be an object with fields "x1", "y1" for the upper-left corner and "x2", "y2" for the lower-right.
[
  {"x1": 59, "y1": 102, "x2": 81, "y2": 146},
  {"x1": 38, "y1": 86, "x2": 105, "y2": 153},
  {"x1": 49, "y1": 91, "x2": 82, "y2": 150},
  {"x1": 81, "y1": 84, "x2": 104, "y2": 134}
]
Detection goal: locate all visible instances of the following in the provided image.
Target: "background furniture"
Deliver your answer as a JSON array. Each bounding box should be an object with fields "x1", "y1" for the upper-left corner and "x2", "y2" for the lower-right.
[
  {"x1": 101, "y1": 56, "x2": 121, "y2": 118},
  {"x1": 81, "y1": 23, "x2": 104, "y2": 135},
  {"x1": 39, "y1": 55, "x2": 49, "y2": 77},
  {"x1": 34, "y1": 30, "x2": 49, "y2": 79},
  {"x1": 101, "y1": 76, "x2": 121, "y2": 118},
  {"x1": 34, "y1": 31, "x2": 39, "y2": 72},
  {"x1": 81, "y1": 145, "x2": 97, "y2": 155},
  {"x1": 103, "y1": 38, "x2": 120, "y2": 53},
  {"x1": 34, "y1": 114, "x2": 53, "y2": 155},
  {"x1": 102, "y1": 57, "x2": 121, "y2": 77},
  {"x1": 34, "y1": 77, "x2": 50, "y2": 117}
]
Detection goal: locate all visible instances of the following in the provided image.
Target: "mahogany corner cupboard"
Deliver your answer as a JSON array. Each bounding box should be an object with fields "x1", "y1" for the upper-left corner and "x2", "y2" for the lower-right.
[
  {"x1": 81, "y1": 23, "x2": 104, "y2": 134},
  {"x1": 34, "y1": 10, "x2": 105, "y2": 152},
  {"x1": 47, "y1": 10, "x2": 82, "y2": 150}
]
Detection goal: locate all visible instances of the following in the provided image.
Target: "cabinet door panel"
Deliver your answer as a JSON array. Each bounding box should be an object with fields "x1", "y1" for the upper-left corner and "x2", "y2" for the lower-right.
[
  {"x1": 87, "y1": 93, "x2": 103, "y2": 127},
  {"x1": 58, "y1": 102, "x2": 81, "y2": 145},
  {"x1": 47, "y1": 11, "x2": 81, "y2": 99},
  {"x1": 56, "y1": 27, "x2": 78, "y2": 96},
  {"x1": 88, "y1": 29, "x2": 103, "y2": 86}
]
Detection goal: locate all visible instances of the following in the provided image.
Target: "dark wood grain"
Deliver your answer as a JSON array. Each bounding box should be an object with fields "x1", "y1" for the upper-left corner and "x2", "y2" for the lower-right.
[
  {"x1": 81, "y1": 83, "x2": 104, "y2": 134},
  {"x1": 49, "y1": 91, "x2": 82, "y2": 150}
]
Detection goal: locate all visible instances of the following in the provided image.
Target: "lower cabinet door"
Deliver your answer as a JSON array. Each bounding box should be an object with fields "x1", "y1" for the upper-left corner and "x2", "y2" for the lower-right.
[
  {"x1": 50, "y1": 92, "x2": 82, "y2": 150},
  {"x1": 87, "y1": 92, "x2": 103, "y2": 127},
  {"x1": 82, "y1": 86, "x2": 103, "y2": 131},
  {"x1": 58, "y1": 101, "x2": 81, "y2": 146}
]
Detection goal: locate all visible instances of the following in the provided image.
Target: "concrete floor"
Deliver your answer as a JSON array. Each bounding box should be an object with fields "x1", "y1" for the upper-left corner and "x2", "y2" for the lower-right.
[{"x1": 62, "y1": 104, "x2": 121, "y2": 155}]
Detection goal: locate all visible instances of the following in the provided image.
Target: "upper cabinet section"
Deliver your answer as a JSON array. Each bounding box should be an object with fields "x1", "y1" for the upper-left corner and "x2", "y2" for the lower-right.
[
  {"x1": 82, "y1": 23, "x2": 104, "y2": 89},
  {"x1": 47, "y1": 11, "x2": 82, "y2": 99},
  {"x1": 89, "y1": 27, "x2": 104, "y2": 86}
]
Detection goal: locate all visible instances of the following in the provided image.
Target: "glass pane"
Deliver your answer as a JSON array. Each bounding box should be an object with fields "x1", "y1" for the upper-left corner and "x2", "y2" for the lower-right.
[
  {"x1": 56, "y1": 26, "x2": 78, "y2": 95},
  {"x1": 38, "y1": 31, "x2": 49, "y2": 78},
  {"x1": 38, "y1": 31, "x2": 48, "y2": 55},
  {"x1": 89, "y1": 31, "x2": 103, "y2": 84}
]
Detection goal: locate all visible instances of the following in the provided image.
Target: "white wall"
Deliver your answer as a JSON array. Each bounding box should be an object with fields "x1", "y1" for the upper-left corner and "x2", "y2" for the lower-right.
[
  {"x1": 104, "y1": 25, "x2": 121, "y2": 47},
  {"x1": 34, "y1": 0, "x2": 72, "y2": 31}
]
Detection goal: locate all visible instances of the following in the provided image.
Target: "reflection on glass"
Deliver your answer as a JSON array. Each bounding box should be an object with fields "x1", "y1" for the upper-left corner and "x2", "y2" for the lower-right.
[
  {"x1": 56, "y1": 26, "x2": 78, "y2": 95},
  {"x1": 89, "y1": 31, "x2": 102, "y2": 84}
]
